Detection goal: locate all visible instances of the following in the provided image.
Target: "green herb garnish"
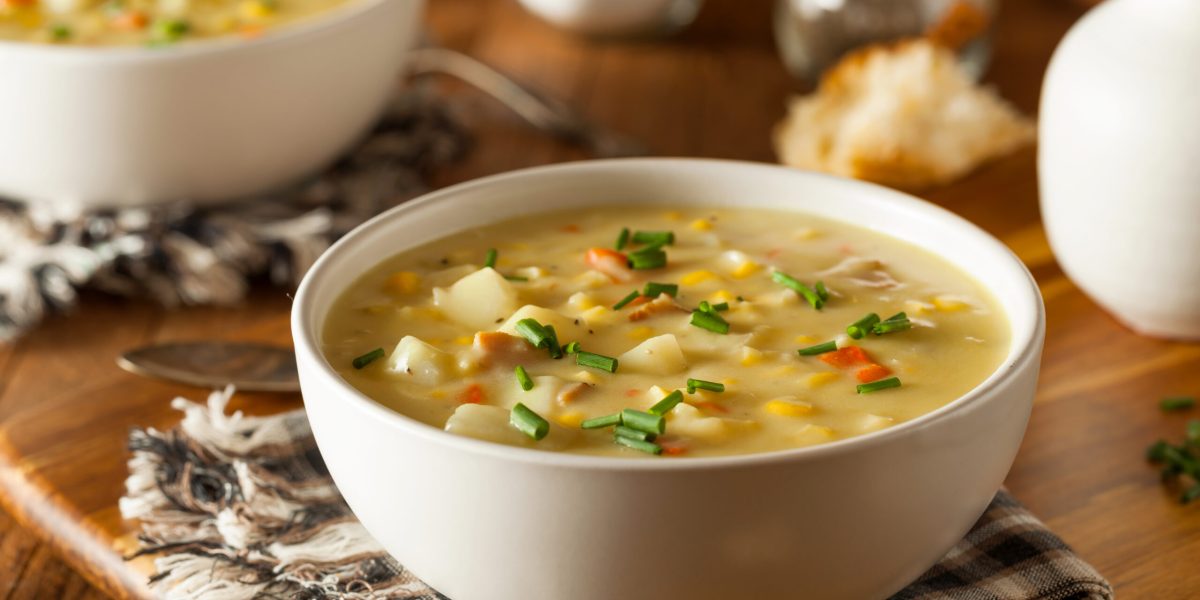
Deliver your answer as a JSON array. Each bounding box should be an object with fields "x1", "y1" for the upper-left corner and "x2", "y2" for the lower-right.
[
  {"x1": 150, "y1": 18, "x2": 189, "y2": 44},
  {"x1": 690, "y1": 309, "x2": 729, "y2": 334},
  {"x1": 620, "y1": 409, "x2": 666, "y2": 435},
  {"x1": 649, "y1": 390, "x2": 684, "y2": 416},
  {"x1": 797, "y1": 341, "x2": 837, "y2": 356},
  {"x1": 613, "y1": 290, "x2": 641, "y2": 310},
  {"x1": 614, "y1": 425, "x2": 656, "y2": 442},
  {"x1": 1146, "y1": 421, "x2": 1200, "y2": 504},
  {"x1": 484, "y1": 248, "x2": 498, "y2": 269},
  {"x1": 581, "y1": 413, "x2": 621, "y2": 429},
  {"x1": 576, "y1": 351, "x2": 618, "y2": 373},
  {"x1": 632, "y1": 230, "x2": 675, "y2": 246},
  {"x1": 628, "y1": 248, "x2": 667, "y2": 270},
  {"x1": 686, "y1": 379, "x2": 725, "y2": 394},
  {"x1": 771, "y1": 271, "x2": 824, "y2": 310},
  {"x1": 614, "y1": 435, "x2": 663, "y2": 455},
  {"x1": 514, "y1": 318, "x2": 552, "y2": 349},
  {"x1": 615, "y1": 227, "x2": 630, "y2": 250},
  {"x1": 50, "y1": 24, "x2": 71, "y2": 41},
  {"x1": 847, "y1": 313, "x2": 880, "y2": 339},
  {"x1": 563, "y1": 341, "x2": 581, "y2": 354},
  {"x1": 642, "y1": 282, "x2": 679, "y2": 298},
  {"x1": 510, "y1": 402, "x2": 549, "y2": 440},
  {"x1": 514, "y1": 365, "x2": 534, "y2": 391},
  {"x1": 504, "y1": 275, "x2": 528, "y2": 282},
  {"x1": 857, "y1": 377, "x2": 902, "y2": 394},
  {"x1": 351, "y1": 347, "x2": 385, "y2": 369},
  {"x1": 1161, "y1": 397, "x2": 1197, "y2": 412},
  {"x1": 711, "y1": 302, "x2": 730, "y2": 312}
]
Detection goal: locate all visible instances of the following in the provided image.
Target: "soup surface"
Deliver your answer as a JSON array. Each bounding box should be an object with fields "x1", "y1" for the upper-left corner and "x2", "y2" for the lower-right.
[
  {"x1": 0, "y1": 0, "x2": 353, "y2": 46},
  {"x1": 323, "y1": 207, "x2": 1009, "y2": 458}
]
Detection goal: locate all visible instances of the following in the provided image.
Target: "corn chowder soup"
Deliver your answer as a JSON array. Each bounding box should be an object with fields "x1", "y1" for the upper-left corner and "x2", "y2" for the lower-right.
[
  {"x1": 0, "y1": 0, "x2": 353, "y2": 46},
  {"x1": 323, "y1": 207, "x2": 1009, "y2": 458}
]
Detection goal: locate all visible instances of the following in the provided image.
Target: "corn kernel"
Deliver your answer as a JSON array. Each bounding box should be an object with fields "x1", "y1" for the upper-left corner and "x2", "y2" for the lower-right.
[
  {"x1": 731, "y1": 260, "x2": 760, "y2": 279},
  {"x1": 690, "y1": 218, "x2": 713, "y2": 231},
  {"x1": 580, "y1": 305, "x2": 615, "y2": 325},
  {"x1": 933, "y1": 295, "x2": 970, "y2": 312},
  {"x1": 794, "y1": 424, "x2": 835, "y2": 445},
  {"x1": 905, "y1": 299, "x2": 934, "y2": 315},
  {"x1": 568, "y1": 292, "x2": 598, "y2": 310},
  {"x1": 805, "y1": 372, "x2": 840, "y2": 388},
  {"x1": 710, "y1": 289, "x2": 735, "y2": 303},
  {"x1": 430, "y1": 389, "x2": 447, "y2": 399},
  {"x1": 627, "y1": 326, "x2": 655, "y2": 340},
  {"x1": 794, "y1": 334, "x2": 818, "y2": 344},
  {"x1": 663, "y1": 210, "x2": 683, "y2": 221},
  {"x1": 772, "y1": 365, "x2": 798, "y2": 376},
  {"x1": 239, "y1": 0, "x2": 275, "y2": 20},
  {"x1": 764, "y1": 398, "x2": 814, "y2": 417},
  {"x1": 556, "y1": 412, "x2": 585, "y2": 428},
  {"x1": 739, "y1": 347, "x2": 764, "y2": 366},
  {"x1": 575, "y1": 270, "x2": 610, "y2": 289},
  {"x1": 383, "y1": 271, "x2": 421, "y2": 295},
  {"x1": 452, "y1": 336, "x2": 473, "y2": 346},
  {"x1": 681, "y1": 270, "x2": 718, "y2": 286}
]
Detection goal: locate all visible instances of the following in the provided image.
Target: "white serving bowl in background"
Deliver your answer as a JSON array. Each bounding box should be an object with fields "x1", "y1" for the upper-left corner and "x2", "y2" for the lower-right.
[
  {"x1": 292, "y1": 159, "x2": 1045, "y2": 600},
  {"x1": 0, "y1": 0, "x2": 423, "y2": 210}
]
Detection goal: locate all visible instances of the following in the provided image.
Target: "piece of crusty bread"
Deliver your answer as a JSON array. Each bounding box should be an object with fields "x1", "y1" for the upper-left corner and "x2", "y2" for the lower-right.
[{"x1": 773, "y1": 39, "x2": 1035, "y2": 189}]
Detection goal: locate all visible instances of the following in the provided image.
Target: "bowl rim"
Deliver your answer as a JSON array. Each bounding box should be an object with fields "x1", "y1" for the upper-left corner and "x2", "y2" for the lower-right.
[
  {"x1": 293, "y1": 158, "x2": 1045, "y2": 472},
  {"x1": 0, "y1": 0, "x2": 400, "y2": 63}
]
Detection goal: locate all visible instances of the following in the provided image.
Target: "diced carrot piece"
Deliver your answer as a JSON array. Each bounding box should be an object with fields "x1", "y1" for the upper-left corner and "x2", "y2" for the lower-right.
[
  {"x1": 765, "y1": 248, "x2": 783, "y2": 259},
  {"x1": 820, "y1": 346, "x2": 872, "y2": 369},
  {"x1": 111, "y1": 10, "x2": 148, "y2": 30},
  {"x1": 625, "y1": 388, "x2": 642, "y2": 398},
  {"x1": 662, "y1": 445, "x2": 688, "y2": 456},
  {"x1": 458, "y1": 384, "x2": 485, "y2": 404},
  {"x1": 556, "y1": 382, "x2": 591, "y2": 405},
  {"x1": 856, "y1": 363, "x2": 892, "y2": 383},
  {"x1": 584, "y1": 247, "x2": 631, "y2": 282},
  {"x1": 626, "y1": 295, "x2": 651, "y2": 308},
  {"x1": 561, "y1": 224, "x2": 580, "y2": 233}
]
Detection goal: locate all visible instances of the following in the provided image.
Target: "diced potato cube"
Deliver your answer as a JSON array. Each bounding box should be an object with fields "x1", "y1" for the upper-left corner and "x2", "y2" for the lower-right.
[
  {"x1": 444, "y1": 404, "x2": 575, "y2": 450},
  {"x1": 668, "y1": 403, "x2": 728, "y2": 442},
  {"x1": 387, "y1": 336, "x2": 453, "y2": 385},
  {"x1": 764, "y1": 396, "x2": 814, "y2": 417},
  {"x1": 579, "y1": 305, "x2": 616, "y2": 326},
  {"x1": 433, "y1": 268, "x2": 520, "y2": 330},
  {"x1": 618, "y1": 334, "x2": 687, "y2": 375}
]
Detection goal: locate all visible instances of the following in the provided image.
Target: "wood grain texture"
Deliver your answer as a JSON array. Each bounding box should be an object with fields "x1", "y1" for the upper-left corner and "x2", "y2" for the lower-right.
[{"x1": 3, "y1": 0, "x2": 1198, "y2": 598}]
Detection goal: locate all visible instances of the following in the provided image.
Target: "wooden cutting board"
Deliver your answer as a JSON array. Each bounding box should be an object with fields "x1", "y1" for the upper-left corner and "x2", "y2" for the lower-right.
[{"x1": 4, "y1": 0, "x2": 1200, "y2": 598}]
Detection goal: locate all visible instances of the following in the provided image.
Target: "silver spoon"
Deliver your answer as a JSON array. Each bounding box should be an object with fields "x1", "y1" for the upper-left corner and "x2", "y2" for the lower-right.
[{"x1": 118, "y1": 341, "x2": 300, "y2": 392}]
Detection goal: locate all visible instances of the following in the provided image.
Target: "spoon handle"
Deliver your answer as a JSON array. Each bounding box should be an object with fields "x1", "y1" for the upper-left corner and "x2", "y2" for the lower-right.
[{"x1": 118, "y1": 341, "x2": 300, "y2": 393}]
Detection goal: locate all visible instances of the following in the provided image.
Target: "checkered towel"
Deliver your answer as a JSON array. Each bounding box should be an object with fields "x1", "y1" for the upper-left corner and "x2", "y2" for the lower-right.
[{"x1": 121, "y1": 387, "x2": 1113, "y2": 600}]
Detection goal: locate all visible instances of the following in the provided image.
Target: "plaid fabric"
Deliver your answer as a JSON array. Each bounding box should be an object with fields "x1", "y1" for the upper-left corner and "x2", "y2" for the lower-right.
[{"x1": 122, "y1": 388, "x2": 1113, "y2": 600}]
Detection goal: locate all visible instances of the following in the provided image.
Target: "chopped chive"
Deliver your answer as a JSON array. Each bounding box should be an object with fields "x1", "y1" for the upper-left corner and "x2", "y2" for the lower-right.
[
  {"x1": 847, "y1": 313, "x2": 881, "y2": 339},
  {"x1": 872, "y1": 319, "x2": 912, "y2": 335},
  {"x1": 510, "y1": 402, "x2": 549, "y2": 440},
  {"x1": 697, "y1": 300, "x2": 712, "y2": 313},
  {"x1": 736, "y1": 295, "x2": 745, "y2": 302},
  {"x1": 614, "y1": 435, "x2": 662, "y2": 455},
  {"x1": 577, "y1": 351, "x2": 618, "y2": 373},
  {"x1": 563, "y1": 341, "x2": 581, "y2": 354},
  {"x1": 484, "y1": 248, "x2": 498, "y2": 269},
  {"x1": 649, "y1": 390, "x2": 684, "y2": 415},
  {"x1": 815, "y1": 280, "x2": 829, "y2": 302},
  {"x1": 1187, "y1": 420, "x2": 1200, "y2": 444},
  {"x1": 771, "y1": 271, "x2": 824, "y2": 309},
  {"x1": 712, "y1": 302, "x2": 729, "y2": 312},
  {"x1": 514, "y1": 365, "x2": 534, "y2": 391},
  {"x1": 1147, "y1": 439, "x2": 1171, "y2": 462},
  {"x1": 504, "y1": 275, "x2": 529, "y2": 282},
  {"x1": 690, "y1": 309, "x2": 729, "y2": 334},
  {"x1": 642, "y1": 282, "x2": 679, "y2": 298},
  {"x1": 615, "y1": 425, "x2": 657, "y2": 442},
  {"x1": 50, "y1": 24, "x2": 71, "y2": 41},
  {"x1": 621, "y1": 409, "x2": 666, "y2": 435},
  {"x1": 1160, "y1": 397, "x2": 1197, "y2": 412},
  {"x1": 351, "y1": 347, "x2": 385, "y2": 369},
  {"x1": 857, "y1": 377, "x2": 902, "y2": 394},
  {"x1": 616, "y1": 227, "x2": 630, "y2": 250},
  {"x1": 150, "y1": 18, "x2": 189, "y2": 43},
  {"x1": 632, "y1": 230, "x2": 675, "y2": 246},
  {"x1": 545, "y1": 324, "x2": 563, "y2": 359},
  {"x1": 628, "y1": 249, "x2": 667, "y2": 270},
  {"x1": 884, "y1": 312, "x2": 908, "y2": 322},
  {"x1": 686, "y1": 378, "x2": 725, "y2": 394},
  {"x1": 797, "y1": 341, "x2": 837, "y2": 356},
  {"x1": 514, "y1": 318, "x2": 551, "y2": 349},
  {"x1": 581, "y1": 413, "x2": 621, "y2": 429},
  {"x1": 613, "y1": 290, "x2": 641, "y2": 310}
]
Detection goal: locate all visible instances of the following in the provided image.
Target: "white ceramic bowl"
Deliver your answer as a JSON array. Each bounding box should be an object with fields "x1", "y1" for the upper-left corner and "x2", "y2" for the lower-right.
[
  {"x1": 293, "y1": 159, "x2": 1045, "y2": 600},
  {"x1": 0, "y1": 0, "x2": 424, "y2": 210}
]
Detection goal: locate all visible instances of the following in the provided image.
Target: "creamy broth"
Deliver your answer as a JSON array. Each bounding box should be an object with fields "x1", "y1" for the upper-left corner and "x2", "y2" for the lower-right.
[
  {"x1": 323, "y1": 207, "x2": 1009, "y2": 458},
  {"x1": 0, "y1": 0, "x2": 354, "y2": 46}
]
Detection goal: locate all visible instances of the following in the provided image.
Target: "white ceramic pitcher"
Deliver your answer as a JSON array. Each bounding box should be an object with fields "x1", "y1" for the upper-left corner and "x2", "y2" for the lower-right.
[{"x1": 1039, "y1": 0, "x2": 1200, "y2": 339}]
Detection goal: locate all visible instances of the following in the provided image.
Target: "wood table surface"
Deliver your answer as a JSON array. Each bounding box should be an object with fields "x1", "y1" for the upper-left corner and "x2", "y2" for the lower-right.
[{"x1": 3, "y1": 0, "x2": 1197, "y2": 598}]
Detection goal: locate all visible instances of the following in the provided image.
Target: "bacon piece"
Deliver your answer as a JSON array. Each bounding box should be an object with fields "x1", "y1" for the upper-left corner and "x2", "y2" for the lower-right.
[
  {"x1": 628, "y1": 294, "x2": 688, "y2": 322},
  {"x1": 471, "y1": 331, "x2": 534, "y2": 368},
  {"x1": 556, "y1": 382, "x2": 592, "y2": 405}
]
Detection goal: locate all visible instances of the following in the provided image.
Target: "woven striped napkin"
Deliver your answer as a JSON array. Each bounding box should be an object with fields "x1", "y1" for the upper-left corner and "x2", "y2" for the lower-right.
[{"x1": 121, "y1": 387, "x2": 1113, "y2": 600}]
